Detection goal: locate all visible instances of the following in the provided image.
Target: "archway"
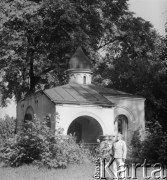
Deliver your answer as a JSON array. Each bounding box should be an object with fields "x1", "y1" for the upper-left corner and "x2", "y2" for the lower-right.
[
  {"x1": 24, "y1": 106, "x2": 34, "y2": 122},
  {"x1": 67, "y1": 116, "x2": 103, "y2": 143},
  {"x1": 114, "y1": 115, "x2": 128, "y2": 141}
]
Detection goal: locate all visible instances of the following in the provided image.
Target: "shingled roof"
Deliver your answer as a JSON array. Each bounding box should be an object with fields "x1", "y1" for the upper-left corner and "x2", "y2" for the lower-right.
[{"x1": 44, "y1": 83, "x2": 143, "y2": 107}]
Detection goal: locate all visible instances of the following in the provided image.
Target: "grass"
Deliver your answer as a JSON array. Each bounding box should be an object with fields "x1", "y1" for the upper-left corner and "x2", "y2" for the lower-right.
[
  {"x1": 0, "y1": 162, "x2": 95, "y2": 180},
  {"x1": 0, "y1": 161, "x2": 166, "y2": 180}
]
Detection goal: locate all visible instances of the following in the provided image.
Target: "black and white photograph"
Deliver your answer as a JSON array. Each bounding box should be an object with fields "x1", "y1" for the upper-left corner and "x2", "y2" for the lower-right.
[{"x1": 0, "y1": 0, "x2": 167, "y2": 179}]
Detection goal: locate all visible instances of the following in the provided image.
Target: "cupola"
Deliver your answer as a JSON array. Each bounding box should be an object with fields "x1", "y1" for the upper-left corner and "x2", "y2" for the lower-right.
[{"x1": 67, "y1": 47, "x2": 92, "y2": 85}]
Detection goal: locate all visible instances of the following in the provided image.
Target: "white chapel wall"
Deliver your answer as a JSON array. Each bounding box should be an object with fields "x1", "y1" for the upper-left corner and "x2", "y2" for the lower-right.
[{"x1": 55, "y1": 104, "x2": 115, "y2": 136}]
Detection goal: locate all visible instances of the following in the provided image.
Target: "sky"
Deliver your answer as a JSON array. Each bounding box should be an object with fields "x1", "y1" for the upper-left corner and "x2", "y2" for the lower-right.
[
  {"x1": 0, "y1": 99, "x2": 16, "y2": 118},
  {"x1": 129, "y1": 0, "x2": 167, "y2": 35},
  {"x1": 0, "y1": 0, "x2": 167, "y2": 118}
]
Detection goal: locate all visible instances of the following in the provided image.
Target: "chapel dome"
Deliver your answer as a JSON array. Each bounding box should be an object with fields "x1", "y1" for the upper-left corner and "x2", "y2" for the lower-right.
[{"x1": 68, "y1": 47, "x2": 92, "y2": 71}]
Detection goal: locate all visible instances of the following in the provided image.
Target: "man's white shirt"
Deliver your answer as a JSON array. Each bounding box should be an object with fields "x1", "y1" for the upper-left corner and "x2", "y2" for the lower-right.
[{"x1": 113, "y1": 139, "x2": 127, "y2": 159}]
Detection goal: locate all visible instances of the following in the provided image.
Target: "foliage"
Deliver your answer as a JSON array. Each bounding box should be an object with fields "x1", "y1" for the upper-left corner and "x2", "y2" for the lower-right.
[
  {"x1": 1, "y1": 0, "x2": 166, "y2": 132},
  {"x1": 94, "y1": 25, "x2": 167, "y2": 132},
  {"x1": 0, "y1": 117, "x2": 90, "y2": 168},
  {"x1": 130, "y1": 123, "x2": 167, "y2": 164},
  {"x1": 128, "y1": 129, "x2": 142, "y2": 163},
  {"x1": 0, "y1": 0, "x2": 130, "y2": 105},
  {"x1": 0, "y1": 115, "x2": 16, "y2": 144},
  {"x1": 0, "y1": 1, "x2": 167, "y2": 162}
]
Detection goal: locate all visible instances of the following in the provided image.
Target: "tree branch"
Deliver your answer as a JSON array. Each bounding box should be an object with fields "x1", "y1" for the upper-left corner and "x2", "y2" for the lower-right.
[{"x1": 97, "y1": 38, "x2": 117, "y2": 50}]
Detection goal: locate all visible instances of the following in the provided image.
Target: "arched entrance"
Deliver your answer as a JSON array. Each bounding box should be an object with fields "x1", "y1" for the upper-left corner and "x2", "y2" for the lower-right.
[
  {"x1": 24, "y1": 106, "x2": 34, "y2": 122},
  {"x1": 67, "y1": 116, "x2": 103, "y2": 143}
]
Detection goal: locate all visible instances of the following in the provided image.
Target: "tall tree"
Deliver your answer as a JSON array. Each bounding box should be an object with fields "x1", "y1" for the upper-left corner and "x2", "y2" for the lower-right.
[
  {"x1": 0, "y1": 0, "x2": 129, "y2": 105},
  {"x1": 94, "y1": 16, "x2": 167, "y2": 131}
]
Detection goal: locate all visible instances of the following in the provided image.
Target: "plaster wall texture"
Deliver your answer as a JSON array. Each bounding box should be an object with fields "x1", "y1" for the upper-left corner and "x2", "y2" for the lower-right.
[
  {"x1": 105, "y1": 96, "x2": 145, "y2": 143},
  {"x1": 68, "y1": 72, "x2": 92, "y2": 85},
  {"x1": 55, "y1": 104, "x2": 115, "y2": 136}
]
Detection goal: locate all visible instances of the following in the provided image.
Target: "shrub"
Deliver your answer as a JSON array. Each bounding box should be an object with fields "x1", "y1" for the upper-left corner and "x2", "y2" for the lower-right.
[
  {"x1": 0, "y1": 117, "x2": 90, "y2": 168},
  {"x1": 130, "y1": 122, "x2": 167, "y2": 164},
  {"x1": 0, "y1": 115, "x2": 16, "y2": 144},
  {"x1": 128, "y1": 129, "x2": 142, "y2": 163},
  {"x1": 140, "y1": 129, "x2": 167, "y2": 164},
  {"x1": 158, "y1": 136, "x2": 167, "y2": 164}
]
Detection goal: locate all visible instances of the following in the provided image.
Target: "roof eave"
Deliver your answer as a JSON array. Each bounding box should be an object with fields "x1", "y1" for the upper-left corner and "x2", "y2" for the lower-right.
[
  {"x1": 52, "y1": 101, "x2": 115, "y2": 107},
  {"x1": 102, "y1": 94, "x2": 145, "y2": 100}
]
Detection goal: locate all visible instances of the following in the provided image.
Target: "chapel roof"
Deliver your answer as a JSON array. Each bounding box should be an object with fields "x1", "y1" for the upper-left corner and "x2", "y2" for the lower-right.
[
  {"x1": 68, "y1": 47, "x2": 92, "y2": 71},
  {"x1": 44, "y1": 83, "x2": 143, "y2": 106}
]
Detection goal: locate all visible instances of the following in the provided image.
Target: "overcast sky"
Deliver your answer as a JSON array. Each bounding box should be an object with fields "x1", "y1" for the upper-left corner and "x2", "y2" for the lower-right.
[
  {"x1": 0, "y1": 0, "x2": 167, "y2": 118},
  {"x1": 129, "y1": 0, "x2": 167, "y2": 35}
]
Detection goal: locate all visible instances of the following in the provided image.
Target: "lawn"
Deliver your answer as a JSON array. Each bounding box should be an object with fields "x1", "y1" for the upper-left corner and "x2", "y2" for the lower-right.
[
  {"x1": 0, "y1": 162, "x2": 95, "y2": 180},
  {"x1": 0, "y1": 161, "x2": 166, "y2": 180}
]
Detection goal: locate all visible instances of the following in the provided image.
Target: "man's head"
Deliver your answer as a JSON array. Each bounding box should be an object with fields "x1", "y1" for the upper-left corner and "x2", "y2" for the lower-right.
[
  {"x1": 103, "y1": 135, "x2": 110, "y2": 141},
  {"x1": 109, "y1": 135, "x2": 115, "y2": 141},
  {"x1": 117, "y1": 133, "x2": 123, "y2": 141}
]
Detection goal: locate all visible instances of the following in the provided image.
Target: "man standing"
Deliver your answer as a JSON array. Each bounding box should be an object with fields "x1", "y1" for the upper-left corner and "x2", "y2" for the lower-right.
[{"x1": 112, "y1": 133, "x2": 127, "y2": 179}]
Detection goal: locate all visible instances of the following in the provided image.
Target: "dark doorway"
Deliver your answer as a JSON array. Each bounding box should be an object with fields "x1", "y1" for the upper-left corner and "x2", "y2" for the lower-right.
[
  {"x1": 24, "y1": 113, "x2": 33, "y2": 122},
  {"x1": 67, "y1": 116, "x2": 103, "y2": 143},
  {"x1": 67, "y1": 120, "x2": 82, "y2": 143}
]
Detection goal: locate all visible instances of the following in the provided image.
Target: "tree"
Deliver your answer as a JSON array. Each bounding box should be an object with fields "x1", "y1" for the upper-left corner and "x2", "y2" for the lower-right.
[
  {"x1": 0, "y1": 0, "x2": 129, "y2": 105},
  {"x1": 94, "y1": 15, "x2": 167, "y2": 131},
  {"x1": 1, "y1": 0, "x2": 167, "y2": 133}
]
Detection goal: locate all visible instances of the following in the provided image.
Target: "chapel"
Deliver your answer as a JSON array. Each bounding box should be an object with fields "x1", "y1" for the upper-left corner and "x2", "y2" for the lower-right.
[{"x1": 17, "y1": 47, "x2": 145, "y2": 145}]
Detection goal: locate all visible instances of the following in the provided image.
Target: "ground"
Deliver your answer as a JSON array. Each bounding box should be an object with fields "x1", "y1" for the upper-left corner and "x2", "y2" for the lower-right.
[
  {"x1": 0, "y1": 162, "x2": 94, "y2": 180},
  {"x1": 0, "y1": 162, "x2": 166, "y2": 180}
]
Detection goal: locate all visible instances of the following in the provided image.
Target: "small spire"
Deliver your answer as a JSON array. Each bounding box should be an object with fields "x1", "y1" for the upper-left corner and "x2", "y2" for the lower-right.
[{"x1": 68, "y1": 46, "x2": 92, "y2": 70}]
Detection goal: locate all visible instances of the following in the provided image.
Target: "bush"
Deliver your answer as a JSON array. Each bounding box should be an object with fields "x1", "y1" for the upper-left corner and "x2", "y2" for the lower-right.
[
  {"x1": 0, "y1": 117, "x2": 90, "y2": 168},
  {"x1": 128, "y1": 129, "x2": 142, "y2": 163},
  {"x1": 0, "y1": 115, "x2": 16, "y2": 144},
  {"x1": 130, "y1": 123, "x2": 167, "y2": 164}
]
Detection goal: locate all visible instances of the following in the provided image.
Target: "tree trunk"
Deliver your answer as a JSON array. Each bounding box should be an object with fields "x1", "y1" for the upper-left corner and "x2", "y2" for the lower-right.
[{"x1": 28, "y1": 48, "x2": 35, "y2": 93}]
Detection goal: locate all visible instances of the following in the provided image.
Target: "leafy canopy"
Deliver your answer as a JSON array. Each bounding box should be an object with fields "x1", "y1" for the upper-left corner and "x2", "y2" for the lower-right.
[
  {"x1": 0, "y1": 0, "x2": 167, "y2": 132},
  {"x1": 0, "y1": 0, "x2": 129, "y2": 104}
]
